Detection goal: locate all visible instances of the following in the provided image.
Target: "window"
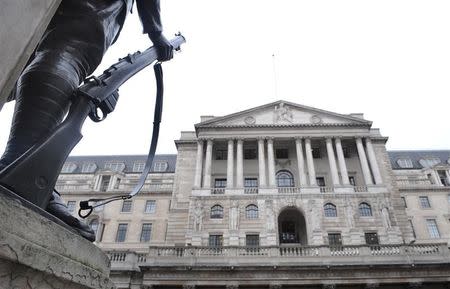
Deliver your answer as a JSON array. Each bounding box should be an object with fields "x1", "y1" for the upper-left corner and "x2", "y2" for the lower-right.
[
  {"x1": 246, "y1": 234, "x2": 260, "y2": 247},
  {"x1": 328, "y1": 233, "x2": 342, "y2": 246},
  {"x1": 99, "y1": 175, "x2": 111, "y2": 192},
  {"x1": 401, "y1": 197, "x2": 407, "y2": 208},
  {"x1": 153, "y1": 161, "x2": 168, "y2": 172},
  {"x1": 140, "y1": 223, "x2": 152, "y2": 242},
  {"x1": 276, "y1": 171, "x2": 294, "y2": 187},
  {"x1": 89, "y1": 219, "x2": 99, "y2": 239},
  {"x1": 349, "y1": 176, "x2": 356, "y2": 186},
  {"x1": 419, "y1": 196, "x2": 431, "y2": 208},
  {"x1": 133, "y1": 162, "x2": 145, "y2": 172},
  {"x1": 145, "y1": 200, "x2": 156, "y2": 213},
  {"x1": 215, "y1": 149, "x2": 227, "y2": 160},
  {"x1": 396, "y1": 158, "x2": 413, "y2": 168},
  {"x1": 81, "y1": 162, "x2": 97, "y2": 173},
  {"x1": 316, "y1": 177, "x2": 326, "y2": 187},
  {"x1": 324, "y1": 203, "x2": 337, "y2": 217},
  {"x1": 244, "y1": 178, "x2": 258, "y2": 194},
  {"x1": 116, "y1": 223, "x2": 128, "y2": 242},
  {"x1": 244, "y1": 148, "x2": 257, "y2": 160},
  {"x1": 208, "y1": 234, "x2": 223, "y2": 247},
  {"x1": 104, "y1": 162, "x2": 125, "y2": 172},
  {"x1": 426, "y1": 219, "x2": 440, "y2": 238},
  {"x1": 365, "y1": 232, "x2": 379, "y2": 245},
  {"x1": 121, "y1": 200, "x2": 132, "y2": 212},
  {"x1": 214, "y1": 178, "x2": 227, "y2": 188},
  {"x1": 210, "y1": 205, "x2": 223, "y2": 219},
  {"x1": 312, "y1": 148, "x2": 321, "y2": 158},
  {"x1": 409, "y1": 220, "x2": 416, "y2": 239},
  {"x1": 438, "y1": 170, "x2": 449, "y2": 186},
  {"x1": 359, "y1": 202, "x2": 372, "y2": 217},
  {"x1": 113, "y1": 178, "x2": 121, "y2": 189},
  {"x1": 276, "y1": 148, "x2": 289, "y2": 159},
  {"x1": 67, "y1": 201, "x2": 76, "y2": 213},
  {"x1": 343, "y1": 147, "x2": 350, "y2": 158},
  {"x1": 246, "y1": 204, "x2": 259, "y2": 219},
  {"x1": 419, "y1": 157, "x2": 440, "y2": 168},
  {"x1": 61, "y1": 162, "x2": 77, "y2": 173}
]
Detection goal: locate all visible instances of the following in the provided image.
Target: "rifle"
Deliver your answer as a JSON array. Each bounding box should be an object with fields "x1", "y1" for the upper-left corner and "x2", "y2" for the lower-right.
[{"x1": 0, "y1": 34, "x2": 186, "y2": 212}]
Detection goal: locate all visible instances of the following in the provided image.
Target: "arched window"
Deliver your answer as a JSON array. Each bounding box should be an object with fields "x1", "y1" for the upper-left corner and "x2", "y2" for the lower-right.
[
  {"x1": 324, "y1": 203, "x2": 337, "y2": 217},
  {"x1": 210, "y1": 205, "x2": 224, "y2": 219},
  {"x1": 246, "y1": 204, "x2": 259, "y2": 219},
  {"x1": 276, "y1": 170, "x2": 294, "y2": 187},
  {"x1": 359, "y1": 202, "x2": 372, "y2": 217},
  {"x1": 89, "y1": 219, "x2": 99, "y2": 236}
]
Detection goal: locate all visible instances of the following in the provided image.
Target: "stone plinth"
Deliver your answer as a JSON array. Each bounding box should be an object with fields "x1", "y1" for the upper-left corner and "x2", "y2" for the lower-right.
[{"x1": 0, "y1": 189, "x2": 115, "y2": 289}]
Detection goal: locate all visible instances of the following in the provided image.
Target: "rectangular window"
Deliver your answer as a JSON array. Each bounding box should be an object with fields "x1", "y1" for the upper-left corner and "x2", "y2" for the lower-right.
[
  {"x1": 100, "y1": 175, "x2": 111, "y2": 192},
  {"x1": 409, "y1": 220, "x2": 416, "y2": 239},
  {"x1": 275, "y1": 148, "x2": 289, "y2": 159},
  {"x1": 244, "y1": 178, "x2": 258, "y2": 194},
  {"x1": 215, "y1": 149, "x2": 227, "y2": 160},
  {"x1": 145, "y1": 200, "x2": 156, "y2": 213},
  {"x1": 312, "y1": 148, "x2": 321, "y2": 159},
  {"x1": 246, "y1": 234, "x2": 260, "y2": 247},
  {"x1": 153, "y1": 161, "x2": 168, "y2": 172},
  {"x1": 328, "y1": 233, "x2": 342, "y2": 246},
  {"x1": 438, "y1": 170, "x2": 448, "y2": 186},
  {"x1": 116, "y1": 223, "x2": 128, "y2": 242},
  {"x1": 401, "y1": 197, "x2": 407, "y2": 208},
  {"x1": 121, "y1": 200, "x2": 132, "y2": 212},
  {"x1": 104, "y1": 162, "x2": 124, "y2": 172},
  {"x1": 67, "y1": 201, "x2": 76, "y2": 213},
  {"x1": 348, "y1": 176, "x2": 356, "y2": 186},
  {"x1": 316, "y1": 177, "x2": 326, "y2": 187},
  {"x1": 244, "y1": 148, "x2": 257, "y2": 160},
  {"x1": 426, "y1": 219, "x2": 440, "y2": 238},
  {"x1": 419, "y1": 196, "x2": 431, "y2": 208},
  {"x1": 208, "y1": 234, "x2": 223, "y2": 247},
  {"x1": 214, "y1": 178, "x2": 227, "y2": 188},
  {"x1": 140, "y1": 223, "x2": 152, "y2": 242},
  {"x1": 113, "y1": 178, "x2": 121, "y2": 189},
  {"x1": 364, "y1": 232, "x2": 379, "y2": 245},
  {"x1": 133, "y1": 162, "x2": 145, "y2": 172}
]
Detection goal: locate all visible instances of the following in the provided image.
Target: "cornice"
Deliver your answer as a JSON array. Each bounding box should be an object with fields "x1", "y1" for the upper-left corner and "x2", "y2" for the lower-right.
[{"x1": 196, "y1": 123, "x2": 371, "y2": 129}]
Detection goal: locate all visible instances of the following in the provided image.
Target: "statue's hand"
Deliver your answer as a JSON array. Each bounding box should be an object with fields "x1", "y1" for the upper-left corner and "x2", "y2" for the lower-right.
[{"x1": 148, "y1": 32, "x2": 173, "y2": 62}]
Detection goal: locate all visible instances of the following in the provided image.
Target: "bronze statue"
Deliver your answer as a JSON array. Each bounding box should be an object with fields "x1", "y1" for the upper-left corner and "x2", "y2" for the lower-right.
[{"x1": 0, "y1": 0, "x2": 174, "y2": 241}]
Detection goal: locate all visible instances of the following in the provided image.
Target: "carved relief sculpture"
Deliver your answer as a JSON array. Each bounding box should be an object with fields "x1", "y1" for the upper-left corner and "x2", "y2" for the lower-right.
[
  {"x1": 274, "y1": 103, "x2": 293, "y2": 123},
  {"x1": 230, "y1": 200, "x2": 239, "y2": 230}
]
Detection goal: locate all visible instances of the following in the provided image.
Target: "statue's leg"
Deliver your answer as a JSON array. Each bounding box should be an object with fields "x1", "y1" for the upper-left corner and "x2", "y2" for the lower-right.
[{"x1": 0, "y1": 0, "x2": 125, "y2": 241}]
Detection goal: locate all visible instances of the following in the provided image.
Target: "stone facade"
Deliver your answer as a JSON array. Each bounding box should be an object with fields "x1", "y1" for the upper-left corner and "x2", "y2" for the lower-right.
[{"x1": 55, "y1": 101, "x2": 450, "y2": 288}]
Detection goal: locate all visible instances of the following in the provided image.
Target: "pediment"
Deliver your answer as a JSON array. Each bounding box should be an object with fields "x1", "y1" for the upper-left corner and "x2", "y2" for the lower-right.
[{"x1": 196, "y1": 100, "x2": 371, "y2": 128}]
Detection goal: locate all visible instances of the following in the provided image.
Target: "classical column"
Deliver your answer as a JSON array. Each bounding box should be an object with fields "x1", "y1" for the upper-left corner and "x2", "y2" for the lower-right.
[
  {"x1": 365, "y1": 138, "x2": 383, "y2": 184},
  {"x1": 305, "y1": 138, "x2": 317, "y2": 186},
  {"x1": 236, "y1": 139, "x2": 244, "y2": 187},
  {"x1": 445, "y1": 170, "x2": 450, "y2": 186},
  {"x1": 326, "y1": 137, "x2": 340, "y2": 186},
  {"x1": 356, "y1": 137, "x2": 373, "y2": 185},
  {"x1": 295, "y1": 138, "x2": 308, "y2": 186},
  {"x1": 194, "y1": 140, "x2": 204, "y2": 188},
  {"x1": 257, "y1": 138, "x2": 267, "y2": 187},
  {"x1": 203, "y1": 139, "x2": 213, "y2": 188},
  {"x1": 226, "y1": 139, "x2": 234, "y2": 188},
  {"x1": 267, "y1": 138, "x2": 277, "y2": 187},
  {"x1": 335, "y1": 138, "x2": 349, "y2": 185}
]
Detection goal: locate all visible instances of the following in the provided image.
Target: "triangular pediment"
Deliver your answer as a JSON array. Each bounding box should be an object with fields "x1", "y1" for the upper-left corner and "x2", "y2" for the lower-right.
[{"x1": 196, "y1": 100, "x2": 371, "y2": 128}]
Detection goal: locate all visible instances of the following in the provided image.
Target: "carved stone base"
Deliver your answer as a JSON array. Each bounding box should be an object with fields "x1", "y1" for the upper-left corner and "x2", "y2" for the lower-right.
[{"x1": 0, "y1": 188, "x2": 115, "y2": 289}]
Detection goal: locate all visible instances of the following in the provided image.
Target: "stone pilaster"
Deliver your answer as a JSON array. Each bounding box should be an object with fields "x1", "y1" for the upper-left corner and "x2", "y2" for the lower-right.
[
  {"x1": 257, "y1": 138, "x2": 267, "y2": 187},
  {"x1": 326, "y1": 137, "x2": 340, "y2": 186},
  {"x1": 227, "y1": 139, "x2": 234, "y2": 188},
  {"x1": 305, "y1": 138, "x2": 317, "y2": 185},
  {"x1": 203, "y1": 139, "x2": 213, "y2": 188},
  {"x1": 335, "y1": 137, "x2": 349, "y2": 185},
  {"x1": 295, "y1": 138, "x2": 308, "y2": 186},
  {"x1": 365, "y1": 138, "x2": 383, "y2": 184},
  {"x1": 194, "y1": 140, "x2": 204, "y2": 188},
  {"x1": 267, "y1": 138, "x2": 277, "y2": 187},
  {"x1": 356, "y1": 137, "x2": 373, "y2": 185}
]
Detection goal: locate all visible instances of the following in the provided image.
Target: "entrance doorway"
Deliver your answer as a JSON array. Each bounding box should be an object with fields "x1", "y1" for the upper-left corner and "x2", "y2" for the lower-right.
[{"x1": 278, "y1": 207, "x2": 307, "y2": 245}]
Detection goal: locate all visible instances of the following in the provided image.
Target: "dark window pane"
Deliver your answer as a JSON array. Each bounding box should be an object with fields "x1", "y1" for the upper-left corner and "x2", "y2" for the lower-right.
[
  {"x1": 276, "y1": 149, "x2": 289, "y2": 159},
  {"x1": 365, "y1": 232, "x2": 379, "y2": 245},
  {"x1": 349, "y1": 176, "x2": 356, "y2": 186},
  {"x1": 209, "y1": 234, "x2": 223, "y2": 247},
  {"x1": 246, "y1": 204, "x2": 259, "y2": 219},
  {"x1": 246, "y1": 234, "x2": 260, "y2": 247},
  {"x1": 100, "y1": 175, "x2": 111, "y2": 192},
  {"x1": 121, "y1": 200, "x2": 132, "y2": 212},
  {"x1": 210, "y1": 205, "x2": 223, "y2": 219},
  {"x1": 359, "y1": 202, "x2": 372, "y2": 216},
  {"x1": 145, "y1": 200, "x2": 156, "y2": 213},
  {"x1": 116, "y1": 223, "x2": 128, "y2": 242},
  {"x1": 214, "y1": 178, "x2": 227, "y2": 188},
  {"x1": 312, "y1": 148, "x2": 321, "y2": 158},
  {"x1": 215, "y1": 149, "x2": 227, "y2": 160},
  {"x1": 140, "y1": 223, "x2": 152, "y2": 242},
  {"x1": 328, "y1": 233, "x2": 342, "y2": 246},
  {"x1": 316, "y1": 177, "x2": 326, "y2": 187},
  {"x1": 244, "y1": 148, "x2": 257, "y2": 160},
  {"x1": 419, "y1": 196, "x2": 431, "y2": 208},
  {"x1": 324, "y1": 203, "x2": 337, "y2": 217}
]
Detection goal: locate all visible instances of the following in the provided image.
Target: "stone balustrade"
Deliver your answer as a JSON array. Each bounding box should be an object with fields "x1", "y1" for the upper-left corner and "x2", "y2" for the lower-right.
[
  {"x1": 55, "y1": 182, "x2": 173, "y2": 192},
  {"x1": 107, "y1": 243, "x2": 450, "y2": 270}
]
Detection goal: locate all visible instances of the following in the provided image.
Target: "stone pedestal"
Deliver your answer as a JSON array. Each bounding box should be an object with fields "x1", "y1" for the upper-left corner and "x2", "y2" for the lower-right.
[
  {"x1": 229, "y1": 231, "x2": 239, "y2": 246},
  {"x1": 348, "y1": 229, "x2": 363, "y2": 245},
  {"x1": 0, "y1": 189, "x2": 115, "y2": 289},
  {"x1": 265, "y1": 232, "x2": 277, "y2": 246},
  {"x1": 311, "y1": 230, "x2": 324, "y2": 245}
]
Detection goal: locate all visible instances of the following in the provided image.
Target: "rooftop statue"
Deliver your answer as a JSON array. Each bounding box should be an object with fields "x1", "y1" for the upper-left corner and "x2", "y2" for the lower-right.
[{"x1": 0, "y1": 0, "x2": 182, "y2": 241}]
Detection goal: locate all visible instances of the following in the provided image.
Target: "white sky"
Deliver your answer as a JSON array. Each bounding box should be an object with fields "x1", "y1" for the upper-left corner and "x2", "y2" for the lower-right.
[{"x1": 1, "y1": 0, "x2": 449, "y2": 156}]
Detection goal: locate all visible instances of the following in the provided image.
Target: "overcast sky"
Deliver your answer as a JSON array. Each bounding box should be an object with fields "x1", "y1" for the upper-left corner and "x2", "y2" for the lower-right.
[{"x1": 1, "y1": 0, "x2": 449, "y2": 156}]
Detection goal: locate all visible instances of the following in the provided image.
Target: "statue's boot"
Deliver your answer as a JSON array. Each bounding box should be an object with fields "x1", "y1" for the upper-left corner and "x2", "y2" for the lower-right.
[{"x1": 46, "y1": 191, "x2": 96, "y2": 242}]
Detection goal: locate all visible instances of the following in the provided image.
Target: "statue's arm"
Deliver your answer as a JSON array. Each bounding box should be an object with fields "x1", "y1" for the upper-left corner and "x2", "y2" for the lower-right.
[{"x1": 136, "y1": 0, "x2": 162, "y2": 35}]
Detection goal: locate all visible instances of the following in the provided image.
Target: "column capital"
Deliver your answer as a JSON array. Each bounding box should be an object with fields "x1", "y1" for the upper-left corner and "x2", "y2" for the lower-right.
[
  {"x1": 267, "y1": 138, "x2": 274, "y2": 144},
  {"x1": 325, "y1": 137, "x2": 333, "y2": 142},
  {"x1": 257, "y1": 136, "x2": 266, "y2": 141},
  {"x1": 294, "y1": 136, "x2": 303, "y2": 140},
  {"x1": 236, "y1": 138, "x2": 244, "y2": 144},
  {"x1": 227, "y1": 138, "x2": 235, "y2": 143}
]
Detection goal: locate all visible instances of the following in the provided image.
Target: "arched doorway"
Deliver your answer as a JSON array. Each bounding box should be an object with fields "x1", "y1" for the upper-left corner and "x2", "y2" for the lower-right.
[{"x1": 278, "y1": 207, "x2": 307, "y2": 245}]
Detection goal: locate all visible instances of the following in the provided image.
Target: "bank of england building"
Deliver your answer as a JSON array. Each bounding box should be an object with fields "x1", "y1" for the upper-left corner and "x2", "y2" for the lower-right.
[{"x1": 56, "y1": 101, "x2": 450, "y2": 288}]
